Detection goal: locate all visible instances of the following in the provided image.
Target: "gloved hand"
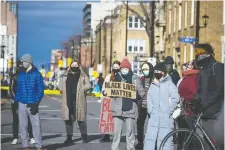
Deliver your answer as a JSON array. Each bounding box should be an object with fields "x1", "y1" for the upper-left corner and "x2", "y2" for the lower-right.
[
  {"x1": 191, "y1": 98, "x2": 203, "y2": 112},
  {"x1": 27, "y1": 102, "x2": 39, "y2": 115}
]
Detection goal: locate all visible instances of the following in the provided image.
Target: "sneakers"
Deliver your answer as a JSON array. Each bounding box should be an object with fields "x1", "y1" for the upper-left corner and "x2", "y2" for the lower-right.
[
  {"x1": 11, "y1": 139, "x2": 18, "y2": 145},
  {"x1": 30, "y1": 138, "x2": 36, "y2": 144}
]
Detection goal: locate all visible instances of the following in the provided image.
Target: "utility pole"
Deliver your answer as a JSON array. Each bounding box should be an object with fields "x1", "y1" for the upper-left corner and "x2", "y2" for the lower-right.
[
  {"x1": 150, "y1": 1, "x2": 155, "y2": 57},
  {"x1": 195, "y1": 1, "x2": 200, "y2": 43},
  {"x1": 125, "y1": 1, "x2": 128, "y2": 56},
  {"x1": 109, "y1": 10, "x2": 113, "y2": 73},
  {"x1": 99, "y1": 20, "x2": 102, "y2": 64}
]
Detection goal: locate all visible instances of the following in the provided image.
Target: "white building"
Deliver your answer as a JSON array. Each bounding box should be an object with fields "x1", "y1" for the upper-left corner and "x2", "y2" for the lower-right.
[{"x1": 83, "y1": 0, "x2": 121, "y2": 37}]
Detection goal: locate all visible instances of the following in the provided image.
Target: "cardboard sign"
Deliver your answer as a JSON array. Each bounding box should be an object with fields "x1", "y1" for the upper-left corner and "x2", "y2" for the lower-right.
[
  {"x1": 99, "y1": 97, "x2": 114, "y2": 133},
  {"x1": 105, "y1": 82, "x2": 136, "y2": 99}
]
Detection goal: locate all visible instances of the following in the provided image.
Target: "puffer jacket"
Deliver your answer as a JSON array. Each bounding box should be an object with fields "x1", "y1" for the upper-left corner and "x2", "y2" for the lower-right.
[{"x1": 15, "y1": 66, "x2": 44, "y2": 104}]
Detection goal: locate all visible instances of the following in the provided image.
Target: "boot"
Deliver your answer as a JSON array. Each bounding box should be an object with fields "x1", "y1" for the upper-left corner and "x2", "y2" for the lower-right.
[
  {"x1": 82, "y1": 134, "x2": 88, "y2": 143},
  {"x1": 99, "y1": 134, "x2": 111, "y2": 142},
  {"x1": 64, "y1": 135, "x2": 73, "y2": 145}
]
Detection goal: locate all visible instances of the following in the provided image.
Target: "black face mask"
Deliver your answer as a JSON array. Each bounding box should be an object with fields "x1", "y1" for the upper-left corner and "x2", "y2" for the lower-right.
[
  {"x1": 71, "y1": 67, "x2": 80, "y2": 72},
  {"x1": 113, "y1": 69, "x2": 120, "y2": 73},
  {"x1": 154, "y1": 73, "x2": 163, "y2": 80}
]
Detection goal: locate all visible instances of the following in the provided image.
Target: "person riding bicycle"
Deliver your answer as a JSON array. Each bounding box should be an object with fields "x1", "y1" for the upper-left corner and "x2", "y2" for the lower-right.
[{"x1": 193, "y1": 43, "x2": 224, "y2": 150}]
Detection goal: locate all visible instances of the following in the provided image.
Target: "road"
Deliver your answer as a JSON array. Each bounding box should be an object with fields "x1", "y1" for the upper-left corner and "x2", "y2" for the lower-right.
[{"x1": 1, "y1": 96, "x2": 128, "y2": 150}]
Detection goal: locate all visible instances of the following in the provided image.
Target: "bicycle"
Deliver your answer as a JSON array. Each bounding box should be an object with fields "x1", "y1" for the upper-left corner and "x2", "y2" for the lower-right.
[{"x1": 159, "y1": 112, "x2": 220, "y2": 150}]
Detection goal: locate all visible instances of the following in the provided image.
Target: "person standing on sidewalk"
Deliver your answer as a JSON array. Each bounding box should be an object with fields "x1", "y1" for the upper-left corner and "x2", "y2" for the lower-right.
[
  {"x1": 14, "y1": 54, "x2": 44, "y2": 150},
  {"x1": 164, "y1": 56, "x2": 180, "y2": 85},
  {"x1": 59, "y1": 59, "x2": 91, "y2": 144},
  {"x1": 135, "y1": 62, "x2": 154, "y2": 149},
  {"x1": 100, "y1": 60, "x2": 121, "y2": 142},
  {"x1": 9, "y1": 61, "x2": 35, "y2": 145},
  {"x1": 110, "y1": 57, "x2": 145, "y2": 150}
]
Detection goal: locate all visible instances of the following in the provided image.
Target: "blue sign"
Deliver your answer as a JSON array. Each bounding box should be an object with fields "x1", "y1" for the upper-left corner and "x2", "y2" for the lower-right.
[{"x1": 179, "y1": 37, "x2": 197, "y2": 43}]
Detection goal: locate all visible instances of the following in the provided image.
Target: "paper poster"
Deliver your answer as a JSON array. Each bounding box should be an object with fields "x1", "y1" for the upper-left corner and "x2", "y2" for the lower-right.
[
  {"x1": 99, "y1": 97, "x2": 114, "y2": 133},
  {"x1": 105, "y1": 82, "x2": 136, "y2": 99}
]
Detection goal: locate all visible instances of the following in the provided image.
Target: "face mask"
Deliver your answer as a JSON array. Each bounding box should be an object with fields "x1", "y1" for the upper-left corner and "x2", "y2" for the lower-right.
[
  {"x1": 165, "y1": 64, "x2": 173, "y2": 72},
  {"x1": 113, "y1": 69, "x2": 120, "y2": 73},
  {"x1": 143, "y1": 70, "x2": 149, "y2": 77},
  {"x1": 71, "y1": 67, "x2": 79, "y2": 72},
  {"x1": 154, "y1": 73, "x2": 163, "y2": 80},
  {"x1": 22, "y1": 62, "x2": 30, "y2": 69},
  {"x1": 197, "y1": 54, "x2": 210, "y2": 62},
  {"x1": 121, "y1": 69, "x2": 129, "y2": 76}
]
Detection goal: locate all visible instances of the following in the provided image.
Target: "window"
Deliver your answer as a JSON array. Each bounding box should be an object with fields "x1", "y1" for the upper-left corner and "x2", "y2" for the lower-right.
[
  {"x1": 127, "y1": 16, "x2": 145, "y2": 30},
  {"x1": 178, "y1": 3, "x2": 182, "y2": 30},
  {"x1": 173, "y1": 2, "x2": 176, "y2": 32},
  {"x1": 132, "y1": 62, "x2": 142, "y2": 76},
  {"x1": 10, "y1": 3, "x2": 17, "y2": 15},
  {"x1": 169, "y1": 4, "x2": 172, "y2": 34},
  {"x1": 184, "y1": 1, "x2": 188, "y2": 28},
  {"x1": 191, "y1": 0, "x2": 195, "y2": 26},
  {"x1": 190, "y1": 44, "x2": 194, "y2": 60},
  {"x1": 184, "y1": 44, "x2": 187, "y2": 63},
  {"x1": 127, "y1": 39, "x2": 145, "y2": 53}
]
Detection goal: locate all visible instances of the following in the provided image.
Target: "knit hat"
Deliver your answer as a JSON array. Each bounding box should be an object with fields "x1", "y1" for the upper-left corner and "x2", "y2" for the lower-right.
[
  {"x1": 21, "y1": 54, "x2": 33, "y2": 64},
  {"x1": 120, "y1": 57, "x2": 131, "y2": 69},
  {"x1": 154, "y1": 62, "x2": 166, "y2": 73}
]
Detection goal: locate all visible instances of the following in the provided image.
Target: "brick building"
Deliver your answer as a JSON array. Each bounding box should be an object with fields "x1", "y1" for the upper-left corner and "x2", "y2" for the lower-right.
[
  {"x1": 95, "y1": 4, "x2": 151, "y2": 77},
  {"x1": 163, "y1": 0, "x2": 224, "y2": 74}
]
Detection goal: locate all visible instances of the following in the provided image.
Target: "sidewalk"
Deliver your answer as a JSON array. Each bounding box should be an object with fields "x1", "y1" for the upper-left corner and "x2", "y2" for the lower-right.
[{"x1": 0, "y1": 98, "x2": 10, "y2": 105}]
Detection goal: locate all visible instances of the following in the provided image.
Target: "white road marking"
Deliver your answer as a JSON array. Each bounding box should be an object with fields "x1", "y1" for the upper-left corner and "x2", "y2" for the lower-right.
[
  {"x1": 39, "y1": 110, "x2": 61, "y2": 112},
  {"x1": 39, "y1": 105, "x2": 48, "y2": 108},
  {"x1": 40, "y1": 117, "x2": 100, "y2": 120}
]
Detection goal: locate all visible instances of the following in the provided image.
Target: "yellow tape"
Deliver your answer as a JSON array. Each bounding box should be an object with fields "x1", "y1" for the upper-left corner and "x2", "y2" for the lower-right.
[{"x1": 0, "y1": 86, "x2": 61, "y2": 95}]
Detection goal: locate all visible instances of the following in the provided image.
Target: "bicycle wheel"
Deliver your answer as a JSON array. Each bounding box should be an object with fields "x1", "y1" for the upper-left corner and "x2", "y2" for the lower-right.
[{"x1": 159, "y1": 128, "x2": 204, "y2": 150}]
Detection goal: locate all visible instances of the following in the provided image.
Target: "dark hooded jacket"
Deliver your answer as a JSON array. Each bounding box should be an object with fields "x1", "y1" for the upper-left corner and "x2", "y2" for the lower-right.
[{"x1": 195, "y1": 57, "x2": 224, "y2": 117}]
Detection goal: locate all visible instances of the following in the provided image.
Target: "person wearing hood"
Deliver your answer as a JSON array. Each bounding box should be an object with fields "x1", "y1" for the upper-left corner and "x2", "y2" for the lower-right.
[
  {"x1": 178, "y1": 60, "x2": 200, "y2": 150},
  {"x1": 135, "y1": 62, "x2": 154, "y2": 149},
  {"x1": 164, "y1": 56, "x2": 180, "y2": 85},
  {"x1": 14, "y1": 54, "x2": 44, "y2": 150},
  {"x1": 193, "y1": 43, "x2": 224, "y2": 150},
  {"x1": 59, "y1": 59, "x2": 91, "y2": 144},
  {"x1": 99, "y1": 60, "x2": 121, "y2": 143},
  {"x1": 144, "y1": 62, "x2": 179, "y2": 150},
  {"x1": 9, "y1": 61, "x2": 35, "y2": 145},
  {"x1": 110, "y1": 57, "x2": 145, "y2": 150}
]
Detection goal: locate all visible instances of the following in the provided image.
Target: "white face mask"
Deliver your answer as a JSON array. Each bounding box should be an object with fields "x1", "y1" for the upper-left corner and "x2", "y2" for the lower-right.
[
  {"x1": 121, "y1": 68, "x2": 129, "y2": 76},
  {"x1": 22, "y1": 62, "x2": 30, "y2": 69}
]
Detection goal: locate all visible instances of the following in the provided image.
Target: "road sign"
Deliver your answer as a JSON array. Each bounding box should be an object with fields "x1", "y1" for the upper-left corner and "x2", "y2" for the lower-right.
[{"x1": 178, "y1": 37, "x2": 197, "y2": 44}]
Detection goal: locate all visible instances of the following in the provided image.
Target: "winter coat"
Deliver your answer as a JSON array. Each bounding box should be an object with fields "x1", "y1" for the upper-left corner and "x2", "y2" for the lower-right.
[
  {"x1": 14, "y1": 66, "x2": 44, "y2": 104},
  {"x1": 168, "y1": 69, "x2": 180, "y2": 86},
  {"x1": 144, "y1": 75, "x2": 179, "y2": 150},
  {"x1": 195, "y1": 58, "x2": 224, "y2": 117},
  {"x1": 9, "y1": 73, "x2": 18, "y2": 100},
  {"x1": 178, "y1": 69, "x2": 199, "y2": 115},
  {"x1": 111, "y1": 72, "x2": 145, "y2": 119},
  {"x1": 59, "y1": 68, "x2": 91, "y2": 122}
]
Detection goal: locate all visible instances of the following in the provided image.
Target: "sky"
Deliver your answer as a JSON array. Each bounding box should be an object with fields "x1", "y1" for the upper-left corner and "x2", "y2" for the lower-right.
[{"x1": 18, "y1": 1, "x2": 86, "y2": 69}]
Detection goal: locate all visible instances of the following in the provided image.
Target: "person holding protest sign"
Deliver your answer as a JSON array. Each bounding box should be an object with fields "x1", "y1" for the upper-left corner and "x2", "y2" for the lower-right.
[
  {"x1": 135, "y1": 62, "x2": 154, "y2": 149},
  {"x1": 109, "y1": 57, "x2": 145, "y2": 150},
  {"x1": 144, "y1": 62, "x2": 179, "y2": 150},
  {"x1": 59, "y1": 59, "x2": 91, "y2": 144},
  {"x1": 99, "y1": 61, "x2": 121, "y2": 142}
]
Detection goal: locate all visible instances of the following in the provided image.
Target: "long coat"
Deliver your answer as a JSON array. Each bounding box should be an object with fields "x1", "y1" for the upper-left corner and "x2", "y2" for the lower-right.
[
  {"x1": 59, "y1": 69, "x2": 91, "y2": 122},
  {"x1": 144, "y1": 75, "x2": 179, "y2": 150}
]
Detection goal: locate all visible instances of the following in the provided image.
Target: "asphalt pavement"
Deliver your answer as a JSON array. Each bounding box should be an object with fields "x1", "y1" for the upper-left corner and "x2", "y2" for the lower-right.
[{"x1": 1, "y1": 96, "x2": 129, "y2": 150}]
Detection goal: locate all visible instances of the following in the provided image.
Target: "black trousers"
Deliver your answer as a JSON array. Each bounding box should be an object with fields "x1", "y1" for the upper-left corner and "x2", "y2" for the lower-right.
[
  {"x1": 137, "y1": 107, "x2": 148, "y2": 143},
  {"x1": 65, "y1": 113, "x2": 87, "y2": 139},
  {"x1": 11, "y1": 102, "x2": 33, "y2": 139}
]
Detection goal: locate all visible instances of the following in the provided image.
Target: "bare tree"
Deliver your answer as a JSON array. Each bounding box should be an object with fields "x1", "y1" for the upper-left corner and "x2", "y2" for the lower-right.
[{"x1": 122, "y1": 1, "x2": 155, "y2": 57}]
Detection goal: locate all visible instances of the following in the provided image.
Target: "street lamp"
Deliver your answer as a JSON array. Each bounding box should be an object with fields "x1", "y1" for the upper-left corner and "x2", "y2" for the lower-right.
[{"x1": 202, "y1": 14, "x2": 209, "y2": 27}]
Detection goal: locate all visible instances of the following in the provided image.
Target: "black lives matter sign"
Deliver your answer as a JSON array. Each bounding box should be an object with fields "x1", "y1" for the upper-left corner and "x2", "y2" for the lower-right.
[{"x1": 105, "y1": 82, "x2": 136, "y2": 99}]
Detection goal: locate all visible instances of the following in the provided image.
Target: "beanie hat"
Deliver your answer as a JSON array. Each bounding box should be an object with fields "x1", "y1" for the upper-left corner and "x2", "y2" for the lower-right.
[
  {"x1": 165, "y1": 56, "x2": 174, "y2": 64},
  {"x1": 21, "y1": 54, "x2": 33, "y2": 64},
  {"x1": 154, "y1": 62, "x2": 166, "y2": 73},
  {"x1": 120, "y1": 57, "x2": 131, "y2": 69}
]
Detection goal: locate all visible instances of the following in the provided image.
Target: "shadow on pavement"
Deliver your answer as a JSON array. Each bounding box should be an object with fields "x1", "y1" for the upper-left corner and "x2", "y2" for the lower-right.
[
  {"x1": 1, "y1": 123, "x2": 12, "y2": 127},
  {"x1": 1, "y1": 136, "x2": 14, "y2": 144},
  {"x1": 43, "y1": 143, "x2": 76, "y2": 150}
]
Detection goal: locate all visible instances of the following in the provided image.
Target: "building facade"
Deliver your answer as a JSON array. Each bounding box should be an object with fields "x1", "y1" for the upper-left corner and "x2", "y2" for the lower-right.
[
  {"x1": 95, "y1": 4, "x2": 150, "y2": 77},
  {"x1": 0, "y1": 1, "x2": 17, "y2": 75},
  {"x1": 163, "y1": 0, "x2": 224, "y2": 74}
]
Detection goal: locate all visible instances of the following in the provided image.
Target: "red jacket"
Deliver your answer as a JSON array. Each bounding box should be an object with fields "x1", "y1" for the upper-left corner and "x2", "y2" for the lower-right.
[{"x1": 178, "y1": 69, "x2": 199, "y2": 115}]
